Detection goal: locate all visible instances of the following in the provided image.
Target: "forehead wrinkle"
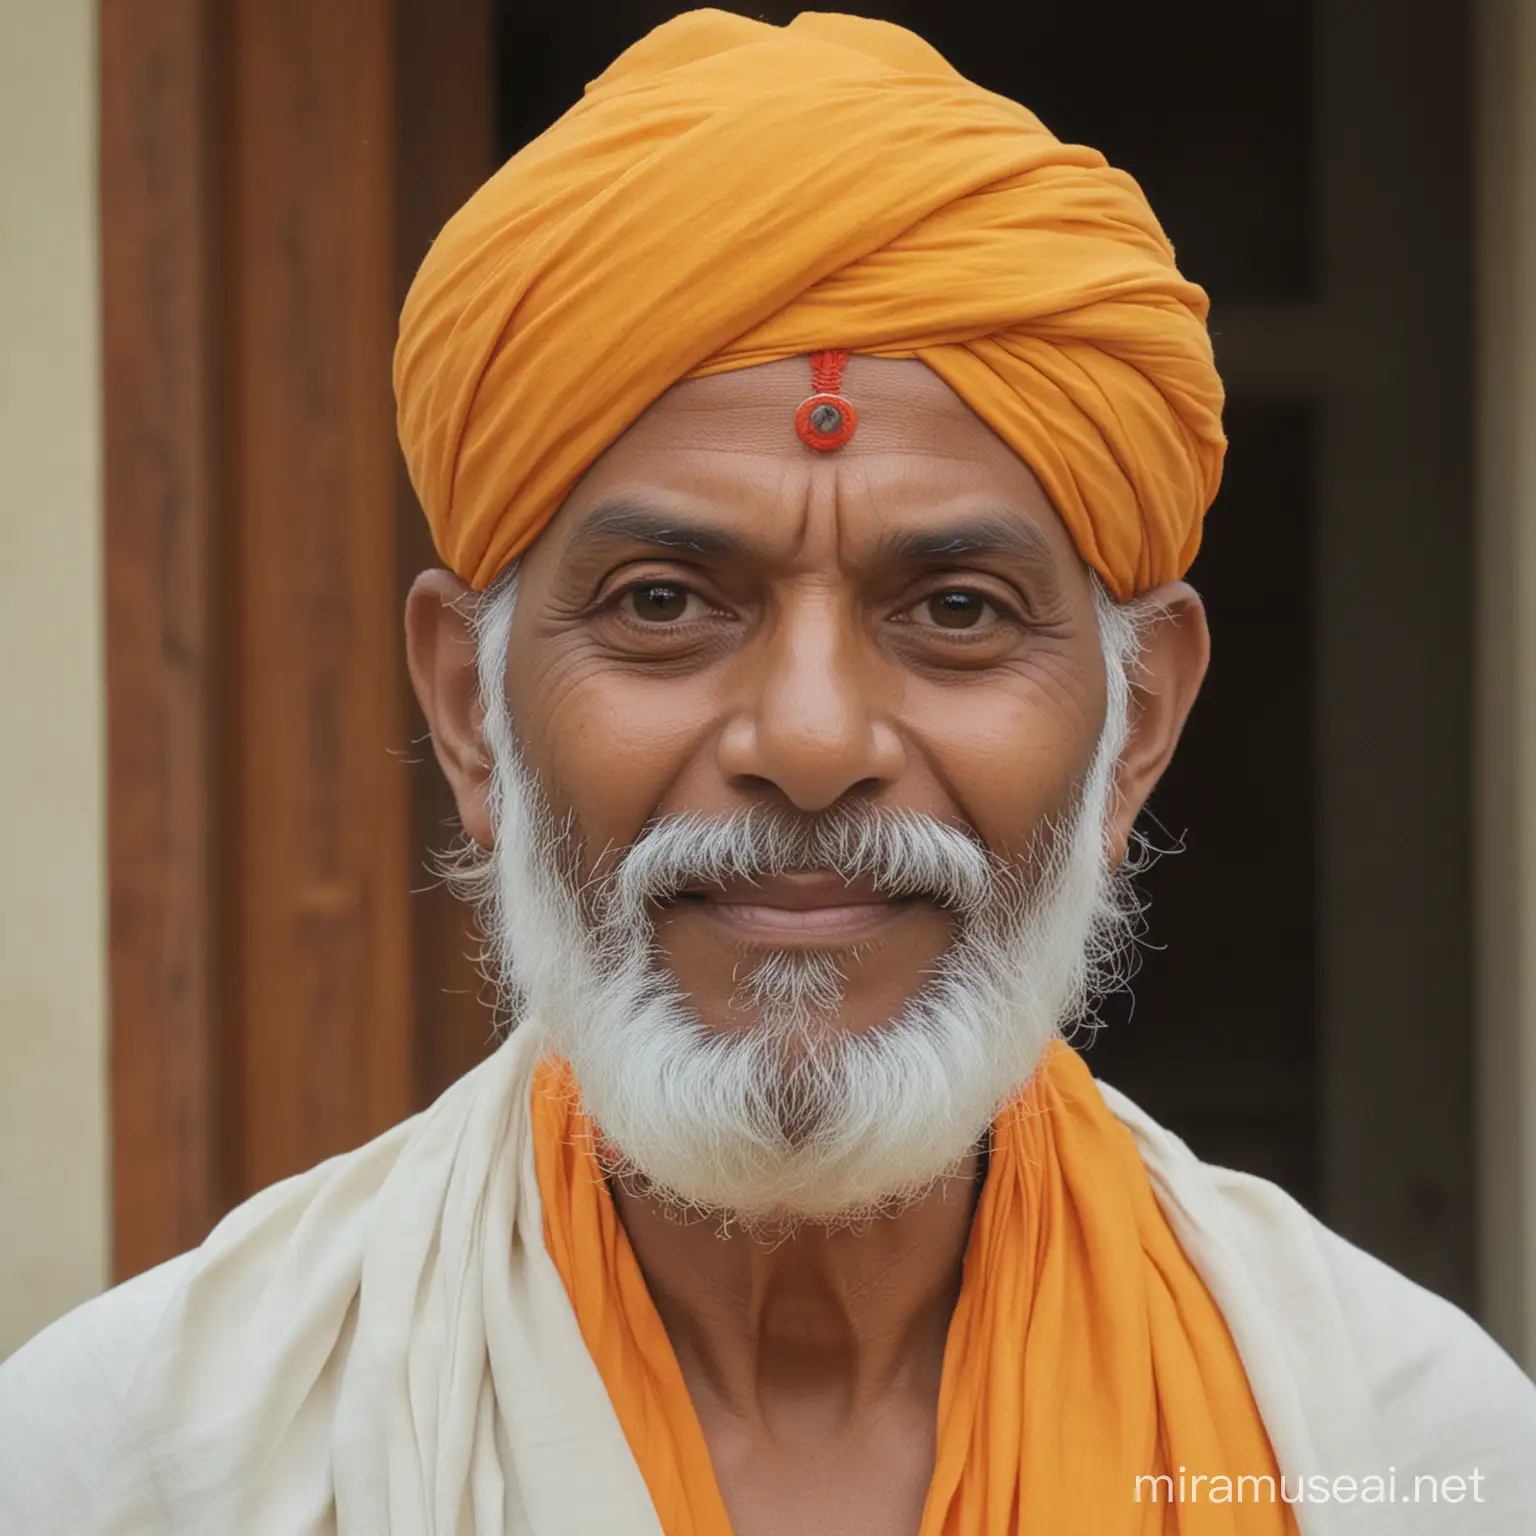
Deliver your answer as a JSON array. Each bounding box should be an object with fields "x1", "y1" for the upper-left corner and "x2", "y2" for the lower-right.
[{"x1": 629, "y1": 358, "x2": 1007, "y2": 462}]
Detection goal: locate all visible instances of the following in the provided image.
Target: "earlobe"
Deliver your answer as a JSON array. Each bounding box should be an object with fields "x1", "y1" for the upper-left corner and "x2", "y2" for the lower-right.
[
  {"x1": 405, "y1": 568, "x2": 497, "y2": 848},
  {"x1": 1104, "y1": 581, "x2": 1210, "y2": 868}
]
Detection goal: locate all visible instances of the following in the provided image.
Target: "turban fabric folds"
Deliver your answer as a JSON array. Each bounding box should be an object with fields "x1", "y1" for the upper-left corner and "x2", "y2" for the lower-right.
[{"x1": 394, "y1": 9, "x2": 1225, "y2": 601}]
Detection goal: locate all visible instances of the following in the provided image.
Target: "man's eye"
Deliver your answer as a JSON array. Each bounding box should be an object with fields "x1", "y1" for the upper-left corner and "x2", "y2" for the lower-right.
[
  {"x1": 625, "y1": 581, "x2": 696, "y2": 623},
  {"x1": 916, "y1": 590, "x2": 996, "y2": 631}
]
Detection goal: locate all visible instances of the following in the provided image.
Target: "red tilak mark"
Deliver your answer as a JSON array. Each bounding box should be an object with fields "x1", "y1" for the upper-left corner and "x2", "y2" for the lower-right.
[{"x1": 795, "y1": 349, "x2": 857, "y2": 451}]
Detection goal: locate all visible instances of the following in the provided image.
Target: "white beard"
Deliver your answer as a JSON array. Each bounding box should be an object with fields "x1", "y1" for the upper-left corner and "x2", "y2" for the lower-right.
[{"x1": 466, "y1": 584, "x2": 1139, "y2": 1228}]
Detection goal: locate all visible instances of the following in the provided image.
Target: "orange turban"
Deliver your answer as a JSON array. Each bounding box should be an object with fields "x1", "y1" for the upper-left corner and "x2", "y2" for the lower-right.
[{"x1": 395, "y1": 9, "x2": 1225, "y2": 601}]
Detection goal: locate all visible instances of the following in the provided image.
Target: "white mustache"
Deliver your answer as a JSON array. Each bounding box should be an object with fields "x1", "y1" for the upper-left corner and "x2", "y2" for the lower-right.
[{"x1": 598, "y1": 806, "x2": 1000, "y2": 925}]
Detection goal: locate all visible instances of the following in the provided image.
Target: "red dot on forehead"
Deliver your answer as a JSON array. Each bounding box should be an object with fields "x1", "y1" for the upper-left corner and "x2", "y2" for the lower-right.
[{"x1": 796, "y1": 350, "x2": 857, "y2": 452}]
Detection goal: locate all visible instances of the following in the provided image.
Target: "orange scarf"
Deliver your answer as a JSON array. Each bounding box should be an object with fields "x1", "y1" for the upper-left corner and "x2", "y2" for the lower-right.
[{"x1": 533, "y1": 1045, "x2": 1295, "y2": 1535}]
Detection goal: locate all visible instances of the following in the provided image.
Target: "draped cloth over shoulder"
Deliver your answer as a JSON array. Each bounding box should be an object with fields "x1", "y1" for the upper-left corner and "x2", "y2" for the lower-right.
[
  {"x1": 534, "y1": 1044, "x2": 1294, "y2": 1536},
  {"x1": 394, "y1": 9, "x2": 1225, "y2": 602},
  {"x1": 6, "y1": 1021, "x2": 1536, "y2": 1534}
]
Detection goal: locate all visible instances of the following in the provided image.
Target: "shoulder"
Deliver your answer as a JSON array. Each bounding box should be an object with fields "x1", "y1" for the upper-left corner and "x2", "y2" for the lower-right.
[
  {"x1": 1206, "y1": 1154, "x2": 1536, "y2": 1437},
  {"x1": 0, "y1": 1132, "x2": 398, "y2": 1532},
  {"x1": 0, "y1": 1043, "x2": 531, "y2": 1533},
  {"x1": 0, "y1": 1254, "x2": 194, "y2": 1531},
  {"x1": 0, "y1": 1130, "x2": 412, "y2": 1531},
  {"x1": 1100, "y1": 1079, "x2": 1536, "y2": 1532}
]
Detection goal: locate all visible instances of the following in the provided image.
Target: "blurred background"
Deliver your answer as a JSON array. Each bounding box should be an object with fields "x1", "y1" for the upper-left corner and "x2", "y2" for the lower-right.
[{"x1": 3, "y1": 0, "x2": 1534, "y2": 1370}]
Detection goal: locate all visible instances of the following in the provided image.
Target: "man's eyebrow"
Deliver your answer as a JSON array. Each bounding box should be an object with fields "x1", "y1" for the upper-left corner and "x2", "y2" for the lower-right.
[
  {"x1": 563, "y1": 499, "x2": 746, "y2": 558},
  {"x1": 563, "y1": 500, "x2": 1063, "y2": 574},
  {"x1": 876, "y1": 513, "x2": 1062, "y2": 570}
]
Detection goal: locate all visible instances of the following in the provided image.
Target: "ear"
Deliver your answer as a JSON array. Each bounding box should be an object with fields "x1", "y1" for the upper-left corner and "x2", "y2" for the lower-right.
[
  {"x1": 405, "y1": 568, "x2": 495, "y2": 849},
  {"x1": 1104, "y1": 580, "x2": 1210, "y2": 869}
]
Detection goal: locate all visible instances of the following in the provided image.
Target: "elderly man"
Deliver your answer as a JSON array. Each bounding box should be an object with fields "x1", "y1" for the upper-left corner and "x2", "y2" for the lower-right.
[{"x1": 3, "y1": 10, "x2": 1533, "y2": 1534}]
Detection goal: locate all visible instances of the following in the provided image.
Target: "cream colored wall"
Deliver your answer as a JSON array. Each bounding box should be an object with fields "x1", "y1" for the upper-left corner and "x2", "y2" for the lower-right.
[
  {"x1": 0, "y1": 0, "x2": 108, "y2": 1360},
  {"x1": 1477, "y1": 0, "x2": 1536, "y2": 1372}
]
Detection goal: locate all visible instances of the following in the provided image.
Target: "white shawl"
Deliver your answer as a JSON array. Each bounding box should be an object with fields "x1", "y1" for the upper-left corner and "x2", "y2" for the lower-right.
[{"x1": 2, "y1": 1023, "x2": 1533, "y2": 1533}]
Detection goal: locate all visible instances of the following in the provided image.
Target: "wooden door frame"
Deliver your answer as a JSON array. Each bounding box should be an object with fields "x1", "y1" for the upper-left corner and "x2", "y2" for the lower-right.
[
  {"x1": 101, "y1": 0, "x2": 495, "y2": 1280},
  {"x1": 1475, "y1": 0, "x2": 1536, "y2": 1370},
  {"x1": 101, "y1": 0, "x2": 229, "y2": 1279}
]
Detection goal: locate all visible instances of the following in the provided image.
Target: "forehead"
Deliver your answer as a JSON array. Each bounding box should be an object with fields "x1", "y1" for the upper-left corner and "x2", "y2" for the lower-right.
[{"x1": 537, "y1": 357, "x2": 1084, "y2": 571}]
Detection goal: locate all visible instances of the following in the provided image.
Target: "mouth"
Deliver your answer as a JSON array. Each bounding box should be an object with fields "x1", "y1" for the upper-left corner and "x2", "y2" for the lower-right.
[{"x1": 662, "y1": 873, "x2": 939, "y2": 947}]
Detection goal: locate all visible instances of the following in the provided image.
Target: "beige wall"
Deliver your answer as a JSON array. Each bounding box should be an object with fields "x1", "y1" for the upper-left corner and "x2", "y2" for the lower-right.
[
  {"x1": 0, "y1": 0, "x2": 108, "y2": 1359},
  {"x1": 1477, "y1": 0, "x2": 1536, "y2": 1371}
]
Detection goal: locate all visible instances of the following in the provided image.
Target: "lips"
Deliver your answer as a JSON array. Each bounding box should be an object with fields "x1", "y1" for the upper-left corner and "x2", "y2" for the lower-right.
[{"x1": 669, "y1": 873, "x2": 930, "y2": 944}]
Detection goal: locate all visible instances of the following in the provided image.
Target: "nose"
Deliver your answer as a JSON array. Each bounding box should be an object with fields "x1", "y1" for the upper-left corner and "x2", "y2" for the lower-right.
[{"x1": 715, "y1": 593, "x2": 905, "y2": 812}]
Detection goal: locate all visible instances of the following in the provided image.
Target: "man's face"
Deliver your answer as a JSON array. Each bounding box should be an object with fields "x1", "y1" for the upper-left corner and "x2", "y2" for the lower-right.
[
  {"x1": 501, "y1": 356, "x2": 1109, "y2": 1035},
  {"x1": 408, "y1": 356, "x2": 1207, "y2": 1219}
]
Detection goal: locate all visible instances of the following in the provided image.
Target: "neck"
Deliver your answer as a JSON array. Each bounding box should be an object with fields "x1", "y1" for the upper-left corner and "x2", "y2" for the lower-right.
[{"x1": 612, "y1": 1152, "x2": 983, "y2": 1435}]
